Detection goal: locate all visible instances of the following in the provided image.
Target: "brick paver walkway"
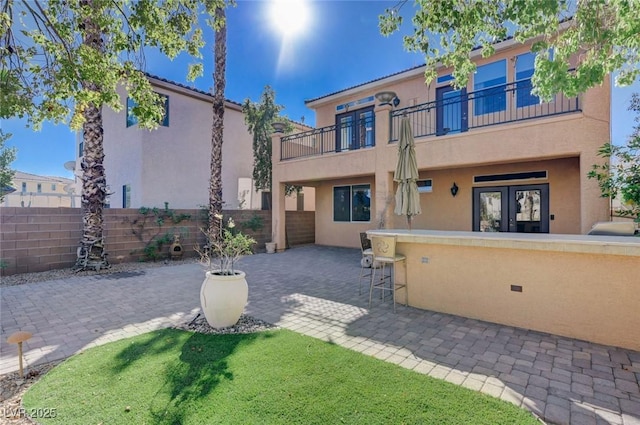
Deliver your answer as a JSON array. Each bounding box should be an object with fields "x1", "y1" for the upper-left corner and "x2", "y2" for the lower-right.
[{"x1": 1, "y1": 245, "x2": 639, "y2": 424}]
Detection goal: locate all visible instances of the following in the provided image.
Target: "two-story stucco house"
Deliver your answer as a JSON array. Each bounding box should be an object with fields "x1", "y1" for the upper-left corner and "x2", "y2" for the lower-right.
[
  {"x1": 87, "y1": 74, "x2": 314, "y2": 211},
  {"x1": 2, "y1": 171, "x2": 78, "y2": 208},
  {"x1": 271, "y1": 38, "x2": 610, "y2": 249}
]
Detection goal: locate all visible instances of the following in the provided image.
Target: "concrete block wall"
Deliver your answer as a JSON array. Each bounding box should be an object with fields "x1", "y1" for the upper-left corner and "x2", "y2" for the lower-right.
[
  {"x1": 0, "y1": 208, "x2": 314, "y2": 276},
  {"x1": 286, "y1": 211, "x2": 315, "y2": 247}
]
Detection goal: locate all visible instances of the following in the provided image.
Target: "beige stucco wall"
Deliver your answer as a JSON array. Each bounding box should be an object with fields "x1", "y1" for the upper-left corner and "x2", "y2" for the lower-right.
[
  {"x1": 390, "y1": 157, "x2": 582, "y2": 234},
  {"x1": 314, "y1": 177, "x2": 376, "y2": 248},
  {"x1": 389, "y1": 235, "x2": 640, "y2": 352},
  {"x1": 273, "y1": 39, "x2": 611, "y2": 247},
  {"x1": 102, "y1": 82, "x2": 254, "y2": 210},
  {"x1": 3, "y1": 173, "x2": 78, "y2": 208}
]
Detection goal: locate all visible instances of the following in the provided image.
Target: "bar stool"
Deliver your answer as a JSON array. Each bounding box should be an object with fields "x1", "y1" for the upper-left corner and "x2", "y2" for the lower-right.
[
  {"x1": 369, "y1": 235, "x2": 407, "y2": 312},
  {"x1": 358, "y1": 232, "x2": 374, "y2": 295}
]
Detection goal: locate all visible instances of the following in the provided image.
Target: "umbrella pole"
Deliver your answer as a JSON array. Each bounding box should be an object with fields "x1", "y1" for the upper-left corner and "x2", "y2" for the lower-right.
[{"x1": 407, "y1": 215, "x2": 412, "y2": 231}]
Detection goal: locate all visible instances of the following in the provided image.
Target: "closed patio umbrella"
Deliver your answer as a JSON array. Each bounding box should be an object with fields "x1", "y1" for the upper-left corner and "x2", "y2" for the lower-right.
[{"x1": 394, "y1": 117, "x2": 421, "y2": 229}]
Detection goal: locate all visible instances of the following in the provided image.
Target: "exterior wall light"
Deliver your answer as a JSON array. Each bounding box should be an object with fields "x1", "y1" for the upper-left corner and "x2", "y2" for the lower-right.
[
  {"x1": 450, "y1": 182, "x2": 459, "y2": 197},
  {"x1": 272, "y1": 122, "x2": 286, "y2": 133},
  {"x1": 374, "y1": 91, "x2": 399, "y2": 107}
]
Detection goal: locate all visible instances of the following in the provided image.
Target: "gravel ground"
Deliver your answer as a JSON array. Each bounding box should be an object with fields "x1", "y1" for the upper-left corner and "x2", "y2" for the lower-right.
[
  {"x1": 1, "y1": 260, "x2": 277, "y2": 424},
  {"x1": 0, "y1": 258, "x2": 198, "y2": 287}
]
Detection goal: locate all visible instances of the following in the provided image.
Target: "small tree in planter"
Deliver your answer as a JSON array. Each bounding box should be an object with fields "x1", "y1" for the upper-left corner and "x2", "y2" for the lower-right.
[{"x1": 195, "y1": 214, "x2": 256, "y2": 329}]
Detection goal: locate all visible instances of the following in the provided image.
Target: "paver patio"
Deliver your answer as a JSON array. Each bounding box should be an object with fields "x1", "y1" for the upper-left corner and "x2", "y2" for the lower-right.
[{"x1": 1, "y1": 245, "x2": 639, "y2": 425}]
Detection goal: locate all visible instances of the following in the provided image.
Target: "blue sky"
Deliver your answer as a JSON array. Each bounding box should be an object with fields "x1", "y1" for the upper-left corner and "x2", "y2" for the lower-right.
[{"x1": 2, "y1": 0, "x2": 638, "y2": 179}]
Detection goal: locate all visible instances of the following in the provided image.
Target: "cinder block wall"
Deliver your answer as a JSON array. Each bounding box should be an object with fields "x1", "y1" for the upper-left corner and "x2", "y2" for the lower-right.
[
  {"x1": 0, "y1": 208, "x2": 314, "y2": 276},
  {"x1": 286, "y1": 211, "x2": 315, "y2": 247}
]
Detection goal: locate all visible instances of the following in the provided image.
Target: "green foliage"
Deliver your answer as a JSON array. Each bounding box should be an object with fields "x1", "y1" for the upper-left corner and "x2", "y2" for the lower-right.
[
  {"x1": 241, "y1": 213, "x2": 264, "y2": 232},
  {"x1": 588, "y1": 93, "x2": 640, "y2": 222},
  {"x1": 23, "y1": 328, "x2": 540, "y2": 425},
  {"x1": 242, "y1": 86, "x2": 292, "y2": 192},
  {"x1": 130, "y1": 203, "x2": 191, "y2": 261},
  {"x1": 379, "y1": 1, "x2": 640, "y2": 100},
  {"x1": 198, "y1": 213, "x2": 256, "y2": 275},
  {"x1": 0, "y1": 0, "x2": 230, "y2": 130},
  {"x1": 0, "y1": 130, "x2": 16, "y2": 202}
]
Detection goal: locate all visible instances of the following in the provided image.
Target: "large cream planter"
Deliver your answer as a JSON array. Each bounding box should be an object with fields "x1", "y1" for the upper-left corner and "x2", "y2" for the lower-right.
[{"x1": 200, "y1": 271, "x2": 248, "y2": 329}]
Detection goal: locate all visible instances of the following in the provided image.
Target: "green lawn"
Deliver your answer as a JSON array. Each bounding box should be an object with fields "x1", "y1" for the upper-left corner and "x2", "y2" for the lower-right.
[{"x1": 23, "y1": 328, "x2": 539, "y2": 424}]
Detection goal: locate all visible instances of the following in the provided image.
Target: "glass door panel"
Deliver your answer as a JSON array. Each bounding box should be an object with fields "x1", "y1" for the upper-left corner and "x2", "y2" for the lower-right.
[
  {"x1": 480, "y1": 191, "x2": 503, "y2": 232},
  {"x1": 358, "y1": 110, "x2": 374, "y2": 148},
  {"x1": 473, "y1": 187, "x2": 508, "y2": 232},
  {"x1": 436, "y1": 86, "x2": 468, "y2": 136},
  {"x1": 508, "y1": 185, "x2": 549, "y2": 233},
  {"x1": 337, "y1": 115, "x2": 353, "y2": 152}
]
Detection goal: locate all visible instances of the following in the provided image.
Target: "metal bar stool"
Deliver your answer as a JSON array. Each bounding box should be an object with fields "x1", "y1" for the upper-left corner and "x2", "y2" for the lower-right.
[
  {"x1": 369, "y1": 235, "x2": 407, "y2": 312},
  {"x1": 358, "y1": 232, "x2": 374, "y2": 295}
]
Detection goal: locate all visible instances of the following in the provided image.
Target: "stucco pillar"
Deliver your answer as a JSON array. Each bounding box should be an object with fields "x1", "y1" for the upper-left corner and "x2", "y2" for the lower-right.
[
  {"x1": 578, "y1": 77, "x2": 612, "y2": 233},
  {"x1": 271, "y1": 131, "x2": 286, "y2": 251},
  {"x1": 373, "y1": 103, "x2": 394, "y2": 228}
]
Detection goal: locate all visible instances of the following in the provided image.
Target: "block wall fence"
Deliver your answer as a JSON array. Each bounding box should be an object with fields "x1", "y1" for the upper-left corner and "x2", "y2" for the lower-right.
[{"x1": 0, "y1": 208, "x2": 315, "y2": 276}]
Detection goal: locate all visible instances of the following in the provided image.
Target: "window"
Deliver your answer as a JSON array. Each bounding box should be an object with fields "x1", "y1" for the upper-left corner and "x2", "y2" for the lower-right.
[
  {"x1": 21, "y1": 182, "x2": 26, "y2": 193},
  {"x1": 416, "y1": 179, "x2": 432, "y2": 193},
  {"x1": 79, "y1": 141, "x2": 84, "y2": 157},
  {"x1": 335, "y1": 107, "x2": 374, "y2": 152},
  {"x1": 122, "y1": 184, "x2": 131, "y2": 208},
  {"x1": 51, "y1": 184, "x2": 56, "y2": 191},
  {"x1": 515, "y1": 52, "x2": 539, "y2": 108},
  {"x1": 127, "y1": 93, "x2": 169, "y2": 127},
  {"x1": 333, "y1": 184, "x2": 371, "y2": 222},
  {"x1": 37, "y1": 183, "x2": 42, "y2": 193},
  {"x1": 473, "y1": 59, "x2": 506, "y2": 115}
]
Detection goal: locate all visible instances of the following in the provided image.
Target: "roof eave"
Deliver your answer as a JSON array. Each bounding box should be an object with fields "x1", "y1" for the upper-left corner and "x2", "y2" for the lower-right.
[{"x1": 304, "y1": 35, "x2": 530, "y2": 109}]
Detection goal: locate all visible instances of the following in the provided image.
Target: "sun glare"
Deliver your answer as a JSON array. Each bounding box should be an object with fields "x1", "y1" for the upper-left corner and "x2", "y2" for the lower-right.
[{"x1": 269, "y1": 0, "x2": 310, "y2": 38}]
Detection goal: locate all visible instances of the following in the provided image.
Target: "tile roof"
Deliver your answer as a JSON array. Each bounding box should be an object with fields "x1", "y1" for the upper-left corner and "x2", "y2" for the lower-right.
[
  {"x1": 145, "y1": 73, "x2": 243, "y2": 107},
  {"x1": 304, "y1": 63, "x2": 426, "y2": 105}
]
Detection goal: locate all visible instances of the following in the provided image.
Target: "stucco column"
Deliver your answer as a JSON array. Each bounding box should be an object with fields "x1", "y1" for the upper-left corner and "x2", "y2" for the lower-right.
[
  {"x1": 271, "y1": 131, "x2": 286, "y2": 251},
  {"x1": 578, "y1": 77, "x2": 612, "y2": 233},
  {"x1": 373, "y1": 103, "x2": 394, "y2": 228}
]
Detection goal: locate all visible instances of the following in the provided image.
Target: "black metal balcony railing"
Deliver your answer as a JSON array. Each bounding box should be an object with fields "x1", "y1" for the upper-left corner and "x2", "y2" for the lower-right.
[
  {"x1": 390, "y1": 80, "x2": 581, "y2": 142},
  {"x1": 281, "y1": 114, "x2": 375, "y2": 160},
  {"x1": 280, "y1": 80, "x2": 581, "y2": 160}
]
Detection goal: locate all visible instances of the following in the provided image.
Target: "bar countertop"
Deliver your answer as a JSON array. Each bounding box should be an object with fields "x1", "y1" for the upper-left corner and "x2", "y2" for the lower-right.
[{"x1": 366, "y1": 229, "x2": 640, "y2": 257}]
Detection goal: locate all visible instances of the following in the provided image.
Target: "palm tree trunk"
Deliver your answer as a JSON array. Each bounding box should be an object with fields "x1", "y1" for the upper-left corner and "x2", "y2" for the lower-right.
[
  {"x1": 74, "y1": 1, "x2": 109, "y2": 271},
  {"x1": 209, "y1": 6, "x2": 226, "y2": 238}
]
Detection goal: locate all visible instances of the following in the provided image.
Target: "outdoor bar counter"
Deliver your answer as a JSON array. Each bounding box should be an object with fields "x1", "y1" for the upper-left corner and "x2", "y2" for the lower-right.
[{"x1": 367, "y1": 229, "x2": 640, "y2": 352}]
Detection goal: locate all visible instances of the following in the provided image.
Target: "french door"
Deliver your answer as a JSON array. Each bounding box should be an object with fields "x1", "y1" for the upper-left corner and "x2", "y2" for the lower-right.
[
  {"x1": 436, "y1": 85, "x2": 468, "y2": 136},
  {"x1": 473, "y1": 184, "x2": 549, "y2": 233}
]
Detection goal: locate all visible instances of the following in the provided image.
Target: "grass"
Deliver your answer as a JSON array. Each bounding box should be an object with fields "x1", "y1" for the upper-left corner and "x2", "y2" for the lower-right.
[{"x1": 23, "y1": 328, "x2": 539, "y2": 425}]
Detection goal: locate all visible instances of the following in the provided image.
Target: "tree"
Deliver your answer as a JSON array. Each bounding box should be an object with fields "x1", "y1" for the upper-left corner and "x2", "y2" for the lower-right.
[
  {"x1": 1, "y1": 0, "x2": 206, "y2": 270},
  {"x1": 242, "y1": 85, "x2": 295, "y2": 209},
  {"x1": 588, "y1": 94, "x2": 640, "y2": 222},
  {"x1": 379, "y1": 1, "x2": 640, "y2": 100},
  {"x1": 208, "y1": 4, "x2": 227, "y2": 243},
  {"x1": 0, "y1": 130, "x2": 17, "y2": 201}
]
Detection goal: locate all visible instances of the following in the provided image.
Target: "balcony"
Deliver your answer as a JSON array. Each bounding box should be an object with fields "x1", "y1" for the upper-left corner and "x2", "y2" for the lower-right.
[
  {"x1": 281, "y1": 112, "x2": 375, "y2": 160},
  {"x1": 390, "y1": 80, "x2": 581, "y2": 142},
  {"x1": 280, "y1": 80, "x2": 581, "y2": 161}
]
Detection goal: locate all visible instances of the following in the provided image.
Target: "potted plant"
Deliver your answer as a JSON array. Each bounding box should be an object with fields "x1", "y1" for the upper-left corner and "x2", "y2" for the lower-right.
[
  {"x1": 265, "y1": 219, "x2": 277, "y2": 254},
  {"x1": 196, "y1": 214, "x2": 257, "y2": 329}
]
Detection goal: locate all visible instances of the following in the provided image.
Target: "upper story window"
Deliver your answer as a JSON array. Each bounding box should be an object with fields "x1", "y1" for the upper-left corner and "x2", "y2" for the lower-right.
[
  {"x1": 51, "y1": 184, "x2": 56, "y2": 191},
  {"x1": 335, "y1": 106, "x2": 375, "y2": 152},
  {"x1": 21, "y1": 182, "x2": 26, "y2": 193},
  {"x1": 473, "y1": 59, "x2": 506, "y2": 115},
  {"x1": 127, "y1": 93, "x2": 169, "y2": 128},
  {"x1": 37, "y1": 183, "x2": 42, "y2": 193},
  {"x1": 333, "y1": 184, "x2": 371, "y2": 222},
  {"x1": 515, "y1": 52, "x2": 539, "y2": 108},
  {"x1": 122, "y1": 184, "x2": 131, "y2": 208}
]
